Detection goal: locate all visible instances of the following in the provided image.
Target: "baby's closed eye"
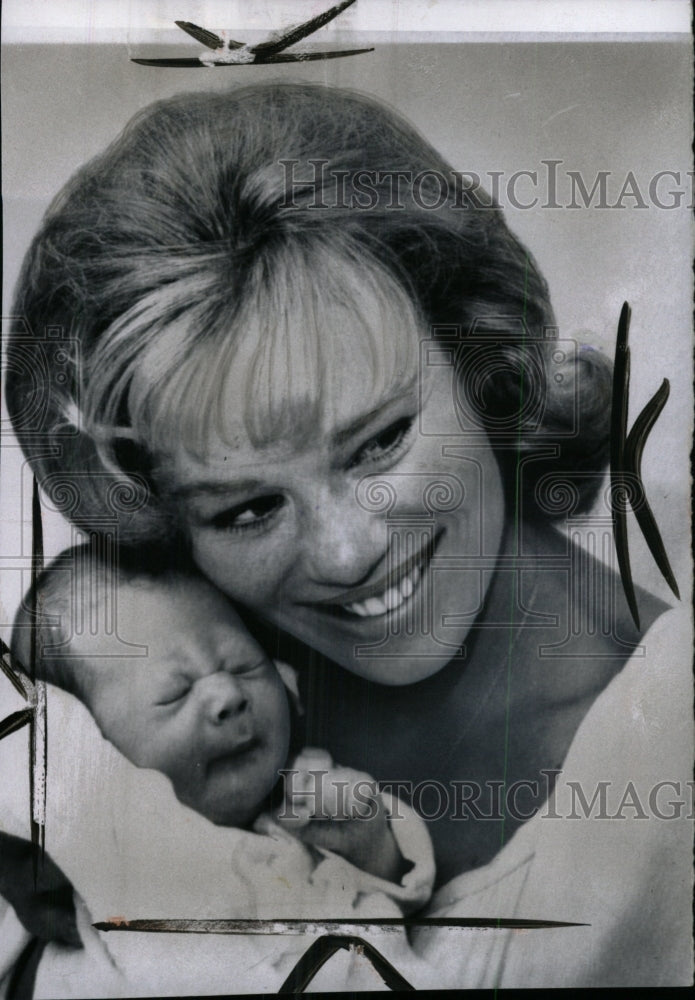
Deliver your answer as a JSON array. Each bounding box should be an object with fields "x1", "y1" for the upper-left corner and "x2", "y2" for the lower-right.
[
  {"x1": 154, "y1": 678, "x2": 192, "y2": 706},
  {"x1": 225, "y1": 656, "x2": 271, "y2": 675}
]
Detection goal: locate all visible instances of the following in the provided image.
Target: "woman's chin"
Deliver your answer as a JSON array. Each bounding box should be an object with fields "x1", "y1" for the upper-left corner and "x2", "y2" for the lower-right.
[
  {"x1": 341, "y1": 652, "x2": 457, "y2": 685},
  {"x1": 312, "y1": 628, "x2": 468, "y2": 686},
  {"x1": 272, "y1": 573, "x2": 478, "y2": 685}
]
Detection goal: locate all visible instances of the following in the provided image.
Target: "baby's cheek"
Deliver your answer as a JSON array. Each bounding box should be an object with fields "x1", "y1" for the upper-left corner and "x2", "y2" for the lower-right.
[
  {"x1": 144, "y1": 728, "x2": 196, "y2": 786},
  {"x1": 267, "y1": 685, "x2": 292, "y2": 749},
  {"x1": 92, "y1": 701, "x2": 148, "y2": 768}
]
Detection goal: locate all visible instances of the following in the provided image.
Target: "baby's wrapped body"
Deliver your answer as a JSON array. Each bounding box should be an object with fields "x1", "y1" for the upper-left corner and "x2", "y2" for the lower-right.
[
  {"x1": 1, "y1": 683, "x2": 436, "y2": 996},
  {"x1": 1, "y1": 560, "x2": 439, "y2": 993}
]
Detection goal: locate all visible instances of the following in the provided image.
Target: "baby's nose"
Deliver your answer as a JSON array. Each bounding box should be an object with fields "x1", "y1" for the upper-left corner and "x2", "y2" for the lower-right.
[{"x1": 198, "y1": 672, "x2": 248, "y2": 725}]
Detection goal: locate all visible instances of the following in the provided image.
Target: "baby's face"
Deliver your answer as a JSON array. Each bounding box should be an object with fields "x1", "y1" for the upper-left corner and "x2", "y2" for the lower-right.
[{"x1": 83, "y1": 577, "x2": 290, "y2": 826}]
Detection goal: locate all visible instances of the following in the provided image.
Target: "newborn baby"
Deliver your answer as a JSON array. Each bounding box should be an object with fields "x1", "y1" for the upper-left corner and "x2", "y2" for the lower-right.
[{"x1": 11, "y1": 552, "x2": 434, "y2": 913}]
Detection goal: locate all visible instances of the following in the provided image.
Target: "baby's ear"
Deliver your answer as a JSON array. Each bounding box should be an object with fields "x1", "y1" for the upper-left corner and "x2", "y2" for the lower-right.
[
  {"x1": 274, "y1": 659, "x2": 304, "y2": 716},
  {"x1": 8, "y1": 599, "x2": 58, "y2": 691},
  {"x1": 10, "y1": 590, "x2": 73, "y2": 692},
  {"x1": 9, "y1": 599, "x2": 35, "y2": 677}
]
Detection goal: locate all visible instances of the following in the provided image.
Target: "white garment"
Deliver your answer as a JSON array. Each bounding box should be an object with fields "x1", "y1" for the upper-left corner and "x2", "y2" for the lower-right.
[{"x1": 413, "y1": 605, "x2": 694, "y2": 987}]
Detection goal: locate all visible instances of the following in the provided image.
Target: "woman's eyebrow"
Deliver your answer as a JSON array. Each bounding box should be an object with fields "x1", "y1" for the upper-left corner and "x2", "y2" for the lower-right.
[
  {"x1": 169, "y1": 379, "x2": 421, "y2": 499},
  {"x1": 170, "y1": 477, "x2": 266, "y2": 501},
  {"x1": 331, "y1": 376, "x2": 419, "y2": 447}
]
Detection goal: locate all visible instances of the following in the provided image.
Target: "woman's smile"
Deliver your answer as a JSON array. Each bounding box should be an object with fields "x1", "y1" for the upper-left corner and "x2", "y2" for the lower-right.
[{"x1": 304, "y1": 529, "x2": 441, "y2": 618}]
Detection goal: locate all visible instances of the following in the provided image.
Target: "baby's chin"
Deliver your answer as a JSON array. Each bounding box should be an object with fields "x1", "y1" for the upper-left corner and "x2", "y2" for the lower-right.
[
  {"x1": 173, "y1": 768, "x2": 282, "y2": 828},
  {"x1": 175, "y1": 787, "x2": 261, "y2": 828}
]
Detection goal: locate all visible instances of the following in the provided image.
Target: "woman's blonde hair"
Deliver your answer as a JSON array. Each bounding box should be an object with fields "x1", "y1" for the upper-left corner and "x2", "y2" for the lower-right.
[{"x1": 6, "y1": 82, "x2": 611, "y2": 543}]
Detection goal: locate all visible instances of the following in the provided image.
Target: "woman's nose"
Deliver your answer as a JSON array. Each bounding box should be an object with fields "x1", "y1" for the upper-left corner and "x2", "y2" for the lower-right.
[
  {"x1": 301, "y1": 487, "x2": 387, "y2": 588},
  {"x1": 197, "y1": 673, "x2": 248, "y2": 726}
]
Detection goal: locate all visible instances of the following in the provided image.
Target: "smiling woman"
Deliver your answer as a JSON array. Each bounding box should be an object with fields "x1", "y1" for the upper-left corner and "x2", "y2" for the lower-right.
[
  {"x1": 6, "y1": 85, "x2": 609, "y2": 677},
  {"x1": 3, "y1": 82, "x2": 691, "y2": 990}
]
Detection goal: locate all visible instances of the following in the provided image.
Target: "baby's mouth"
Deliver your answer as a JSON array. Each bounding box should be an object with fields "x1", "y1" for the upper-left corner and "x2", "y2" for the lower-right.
[{"x1": 206, "y1": 736, "x2": 259, "y2": 775}]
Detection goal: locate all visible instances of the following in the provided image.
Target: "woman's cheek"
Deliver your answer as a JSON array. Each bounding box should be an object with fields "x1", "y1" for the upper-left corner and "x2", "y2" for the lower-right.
[
  {"x1": 189, "y1": 530, "x2": 285, "y2": 607},
  {"x1": 189, "y1": 530, "x2": 237, "y2": 596}
]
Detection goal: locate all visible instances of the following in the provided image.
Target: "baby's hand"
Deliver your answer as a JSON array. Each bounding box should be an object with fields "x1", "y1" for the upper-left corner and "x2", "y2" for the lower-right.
[{"x1": 274, "y1": 748, "x2": 408, "y2": 883}]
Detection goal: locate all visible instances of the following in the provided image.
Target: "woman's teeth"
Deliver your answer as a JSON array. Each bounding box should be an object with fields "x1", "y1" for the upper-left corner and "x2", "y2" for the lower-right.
[{"x1": 343, "y1": 565, "x2": 421, "y2": 618}]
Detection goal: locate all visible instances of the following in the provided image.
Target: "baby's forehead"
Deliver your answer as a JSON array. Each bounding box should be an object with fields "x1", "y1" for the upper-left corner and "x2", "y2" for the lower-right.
[
  {"x1": 117, "y1": 575, "x2": 266, "y2": 661},
  {"x1": 113, "y1": 576, "x2": 218, "y2": 642},
  {"x1": 119, "y1": 573, "x2": 220, "y2": 614}
]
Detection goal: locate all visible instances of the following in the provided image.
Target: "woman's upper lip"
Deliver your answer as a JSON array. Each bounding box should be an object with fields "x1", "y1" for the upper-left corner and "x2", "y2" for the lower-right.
[{"x1": 304, "y1": 530, "x2": 443, "y2": 608}]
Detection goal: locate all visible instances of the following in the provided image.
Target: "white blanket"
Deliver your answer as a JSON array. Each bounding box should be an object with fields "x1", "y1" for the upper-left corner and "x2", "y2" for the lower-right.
[{"x1": 1, "y1": 683, "x2": 437, "y2": 995}]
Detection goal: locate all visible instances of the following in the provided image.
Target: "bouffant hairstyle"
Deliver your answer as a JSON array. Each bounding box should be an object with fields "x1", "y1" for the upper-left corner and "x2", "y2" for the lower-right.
[{"x1": 6, "y1": 82, "x2": 611, "y2": 544}]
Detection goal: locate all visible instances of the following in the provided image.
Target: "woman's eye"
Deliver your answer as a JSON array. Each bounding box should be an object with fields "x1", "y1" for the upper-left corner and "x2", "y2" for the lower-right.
[
  {"x1": 349, "y1": 416, "x2": 415, "y2": 468},
  {"x1": 209, "y1": 495, "x2": 284, "y2": 533}
]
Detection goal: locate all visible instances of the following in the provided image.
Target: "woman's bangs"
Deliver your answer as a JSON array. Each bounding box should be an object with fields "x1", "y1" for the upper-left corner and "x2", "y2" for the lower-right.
[
  {"x1": 231, "y1": 244, "x2": 424, "y2": 451},
  {"x1": 130, "y1": 317, "x2": 234, "y2": 459},
  {"x1": 124, "y1": 242, "x2": 423, "y2": 460},
  {"x1": 121, "y1": 292, "x2": 228, "y2": 459}
]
